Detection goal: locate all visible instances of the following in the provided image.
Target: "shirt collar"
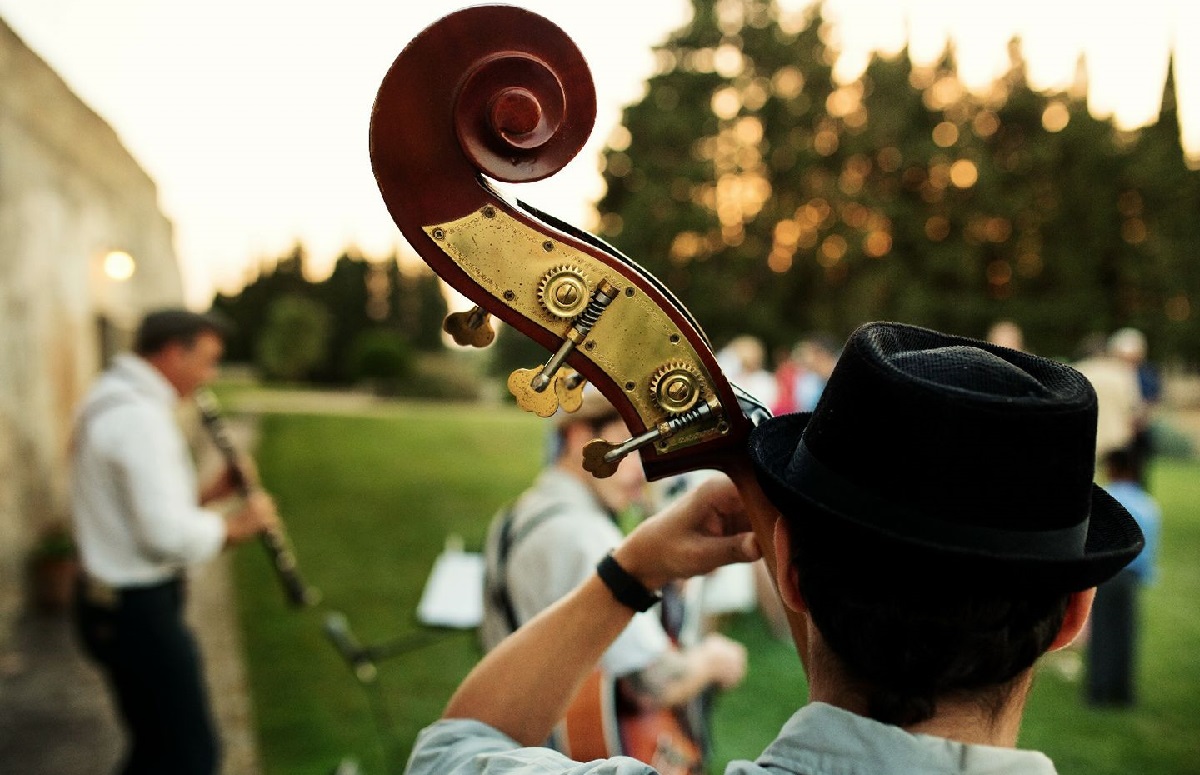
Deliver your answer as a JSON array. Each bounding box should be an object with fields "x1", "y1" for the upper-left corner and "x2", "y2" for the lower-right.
[
  {"x1": 111, "y1": 353, "x2": 179, "y2": 407},
  {"x1": 757, "y1": 702, "x2": 1058, "y2": 775}
]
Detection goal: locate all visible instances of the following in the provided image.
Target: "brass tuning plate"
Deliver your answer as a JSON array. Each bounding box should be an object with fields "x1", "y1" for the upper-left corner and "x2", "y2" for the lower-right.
[{"x1": 425, "y1": 205, "x2": 728, "y2": 458}]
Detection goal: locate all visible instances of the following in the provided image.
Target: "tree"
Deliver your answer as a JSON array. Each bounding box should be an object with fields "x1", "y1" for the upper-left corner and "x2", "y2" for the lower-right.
[
  {"x1": 210, "y1": 242, "x2": 312, "y2": 363},
  {"x1": 255, "y1": 295, "x2": 332, "y2": 381},
  {"x1": 594, "y1": 0, "x2": 1200, "y2": 364},
  {"x1": 210, "y1": 245, "x2": 450, "y2": 383},
  {"x1": 344, "y1": 328, "x2": 413, "y2": 395}
]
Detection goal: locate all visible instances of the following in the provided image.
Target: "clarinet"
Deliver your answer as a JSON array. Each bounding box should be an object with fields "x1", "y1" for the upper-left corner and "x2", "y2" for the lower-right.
[{"x1": 194, "y1": 388, "x2": 319, "y2": 608}]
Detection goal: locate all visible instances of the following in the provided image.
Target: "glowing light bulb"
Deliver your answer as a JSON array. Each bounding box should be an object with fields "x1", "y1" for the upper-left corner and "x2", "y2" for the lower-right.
[{"x1": 103, "y1": 251, "x2": 135, "y2": 281}]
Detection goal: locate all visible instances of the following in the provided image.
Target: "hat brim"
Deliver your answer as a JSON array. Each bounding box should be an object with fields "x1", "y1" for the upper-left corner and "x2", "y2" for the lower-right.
[{"x1": 748, "y1": 413, "x2": 1145, "y2": 592}]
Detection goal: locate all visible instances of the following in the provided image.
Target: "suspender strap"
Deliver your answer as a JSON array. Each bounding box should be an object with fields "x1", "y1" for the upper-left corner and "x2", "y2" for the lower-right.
[{"x1": 489, "y1": 505, "x2": 564, "y2": 634}]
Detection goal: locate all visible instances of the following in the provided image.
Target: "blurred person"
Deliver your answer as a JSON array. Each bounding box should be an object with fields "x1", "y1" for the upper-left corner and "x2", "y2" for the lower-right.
[
  {"x1": 1108, "y1": 327, "x2": 1159, "y2": 487},
  {"x1": 1086, "y1": 447, "x2": 1161, "y2": 707},
  {"x1": 407, "y1": 322, "x2": 1144, "y2": 775},
  {"x1": 480, "y1": 388, "x2": 747, "y2": 770},
  {"x1": 71, "y1": 309, "x2": 279, "y2": 775},
  {"x1": 1073, "y1": 332, "x2": 1142, "y2": 467},
  {"x1": 770, "y1": 344, "x2": 803, "y2": 416},
  {"x1": 717, "y1": 335, "x2": 777, "y2": 410},
  {"x1": 794, "y1": 334, "x2": 839, "y2": 412},
  {"x1": 986, "y1": 319, "x2": 1025, "y2": 352}
]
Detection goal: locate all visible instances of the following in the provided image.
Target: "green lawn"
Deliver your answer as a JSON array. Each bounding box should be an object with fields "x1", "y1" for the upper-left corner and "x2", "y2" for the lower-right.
[{"x1": 233, "y1": 400, "x2": 1200, "y2": 774}]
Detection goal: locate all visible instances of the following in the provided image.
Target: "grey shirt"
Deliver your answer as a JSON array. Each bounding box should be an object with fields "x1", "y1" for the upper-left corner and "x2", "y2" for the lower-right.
[
  {"x1": 479, "y1": 468, "x2": 669, "y2": 678},
  {"x1": 405, "y1": 702, "x2": 1059, "y2": 775}
]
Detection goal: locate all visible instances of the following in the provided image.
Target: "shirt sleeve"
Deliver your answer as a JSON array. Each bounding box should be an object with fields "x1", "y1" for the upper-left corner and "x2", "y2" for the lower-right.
[
  {"x1": 406, "y1": 719, "x2": 656, "y2": 775},
  {"x1": 103, "y1": 403, "x2": 226, "y2": 565}
]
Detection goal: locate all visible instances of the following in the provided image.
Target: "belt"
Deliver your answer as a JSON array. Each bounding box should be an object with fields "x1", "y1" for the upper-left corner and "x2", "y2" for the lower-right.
[
  {"x1": 80, "y1": 574, "x2": 119, "y2": 609},
  {"x1": 79, "y1": 573, "x2": 183, "y2": 609}
]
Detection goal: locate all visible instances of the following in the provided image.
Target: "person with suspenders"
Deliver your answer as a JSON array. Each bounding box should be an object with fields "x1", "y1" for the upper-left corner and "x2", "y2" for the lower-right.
[{"x1": 479, "y1": 388, "x2": 747, "y2": 771}]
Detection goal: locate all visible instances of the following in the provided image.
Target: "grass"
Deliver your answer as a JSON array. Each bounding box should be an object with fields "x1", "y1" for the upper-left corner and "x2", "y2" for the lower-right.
[
  {"x1": 233, "y1": 399, "x2": 1200, "y2": 774},
  {"x1": 1019, "y1": 459, "x2": 1200, "y2": 772},
  {"x1": 233, "y1": 402, "x2": 544, "y2": 774}
]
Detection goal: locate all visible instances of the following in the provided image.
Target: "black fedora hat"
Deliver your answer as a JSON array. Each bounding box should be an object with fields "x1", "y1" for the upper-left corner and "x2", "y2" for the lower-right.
[{"x1": 748, "y1": 322, "x2": 1144, "y2": 591}]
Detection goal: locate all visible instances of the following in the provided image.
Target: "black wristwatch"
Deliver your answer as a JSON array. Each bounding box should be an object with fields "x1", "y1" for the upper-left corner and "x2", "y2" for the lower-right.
[{"x1": 596, "y1": 552, "x2": 661, "y2": 612}]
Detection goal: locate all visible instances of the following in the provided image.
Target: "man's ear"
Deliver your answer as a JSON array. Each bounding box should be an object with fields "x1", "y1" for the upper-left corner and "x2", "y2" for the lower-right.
[
  {"x1": 772, "y1": 518, "x2": 807, "y2": 615},
  {"x1": 1049, "y1": 588, "x2": 1096, "y2": 651}
]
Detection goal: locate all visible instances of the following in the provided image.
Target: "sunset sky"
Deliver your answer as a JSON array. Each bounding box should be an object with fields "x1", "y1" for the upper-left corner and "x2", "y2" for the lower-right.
[{"x1": 1, "y1": 0, "x2": 1193, "y2": 307}]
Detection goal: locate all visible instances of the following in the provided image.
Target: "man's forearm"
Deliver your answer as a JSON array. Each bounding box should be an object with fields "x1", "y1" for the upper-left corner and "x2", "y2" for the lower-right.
[
  {"x1": 443, "y1": 573, "x2": 634, "y2": 746},
  {"x1": 440, "y1": 475, "x2": 759, "y2": 748}
]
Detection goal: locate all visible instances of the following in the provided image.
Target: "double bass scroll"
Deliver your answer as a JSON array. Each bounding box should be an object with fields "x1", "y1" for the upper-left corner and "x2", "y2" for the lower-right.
[{"x1": 370, "y1": 5, "x2": 807, "y2": 653}]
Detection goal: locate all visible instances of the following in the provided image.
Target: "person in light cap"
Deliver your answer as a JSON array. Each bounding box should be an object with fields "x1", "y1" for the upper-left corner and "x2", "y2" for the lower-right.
[
  {"x1": 479, "y1": 383, "x2": 746, "y2": 769},
  {"x1": 1107, "y1": 326, "x2": 1159, "y2": 487},
  {"x1": 411, "y1": 321, "x2": 1144, "y2": 775}
]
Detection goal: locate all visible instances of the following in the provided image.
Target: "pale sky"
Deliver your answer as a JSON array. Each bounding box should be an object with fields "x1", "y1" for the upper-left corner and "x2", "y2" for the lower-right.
[{"x1": 0, "y1": 0, "x2": 1194, "y2": 307}]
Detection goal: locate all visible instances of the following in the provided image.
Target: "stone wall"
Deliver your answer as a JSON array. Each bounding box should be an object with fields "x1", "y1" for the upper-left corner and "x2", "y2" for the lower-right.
[{"x1": 0, "y1": 18, "x2": 184, "y2": 639}]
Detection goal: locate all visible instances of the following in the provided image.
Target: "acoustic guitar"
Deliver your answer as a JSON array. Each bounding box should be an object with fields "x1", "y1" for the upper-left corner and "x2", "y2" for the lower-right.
[
  {"x1": 560, "y1": 667, "x2": 701, "y2": 774},
  {"x1": 368, "y1": 4, "x2": 808, "y2": 768}
]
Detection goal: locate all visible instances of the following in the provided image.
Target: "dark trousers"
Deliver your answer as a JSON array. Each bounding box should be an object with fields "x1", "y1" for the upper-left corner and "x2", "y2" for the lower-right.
[
  {"x1": 74, "y1": 577, "x2": 219, "y2": 775},
  {"x1": 1086, "y1": 568, "x2": 1140, "y2": 706}
]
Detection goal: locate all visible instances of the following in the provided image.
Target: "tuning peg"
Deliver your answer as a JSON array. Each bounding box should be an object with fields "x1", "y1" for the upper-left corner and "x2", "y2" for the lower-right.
[
  {"x1": 443, "y1": 306, "x2": 495, "y2": 347},
  {"x1": 508, "y1": 367, "x2": 563, "y2": 417},
  {"x1": 555, "y1": 370, "x2": 586, "y2": 413},
  {"x1": 507, "y1": 279, "x2": 618, "y2": 416},
  {"x1": 582, "y1": 438, "x2": 623, "y2": 478},
  {"x1": 581, "y1": 399, "x2": 720, "y2": 478}
]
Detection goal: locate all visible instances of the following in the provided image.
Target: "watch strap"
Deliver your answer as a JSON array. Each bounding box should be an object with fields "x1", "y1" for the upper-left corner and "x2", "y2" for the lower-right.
[{"x1": 596, "y1": 552, "x2": 661, "y2": 613}]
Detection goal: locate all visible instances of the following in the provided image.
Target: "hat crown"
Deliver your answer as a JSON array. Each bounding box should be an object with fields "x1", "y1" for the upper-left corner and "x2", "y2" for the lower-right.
[
  {"x1": 748, "y1": 322, "x2": 1145, "y2": 590},
  {"x1": 801, "y1": 323, "x2": 1098, "y2": 534},
  {"x1": 889, "y1": 345, "x2": 1054, "y2": 399}
]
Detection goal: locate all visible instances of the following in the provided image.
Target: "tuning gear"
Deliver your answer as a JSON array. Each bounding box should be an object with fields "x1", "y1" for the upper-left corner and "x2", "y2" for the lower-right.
[
  {"x1": 508, "y1": 279, "x2": 618, "y2": 417},
  {"x1": 443, "y1": 306, "x2": 495, "y2": 347},
  {"x1": 582, "y1": 399, "x2": 720, "y2": 478},
  {"x1": 650, "y1": 361, "x2": 703, "y2": 415},
  {"x1": 538, "y1": 265, "x2": 590, "y2": 319}
]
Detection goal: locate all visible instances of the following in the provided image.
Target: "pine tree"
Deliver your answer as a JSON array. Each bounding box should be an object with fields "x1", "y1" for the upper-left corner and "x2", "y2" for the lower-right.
[{"x1": 593, "y1": 0, "x2": 1200, "y2": 363}]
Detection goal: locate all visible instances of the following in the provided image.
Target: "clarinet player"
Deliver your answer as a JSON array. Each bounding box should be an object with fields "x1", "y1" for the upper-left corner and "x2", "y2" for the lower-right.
[{"x1": 70, "y1": 308, "x2": 279, "y2": 775}]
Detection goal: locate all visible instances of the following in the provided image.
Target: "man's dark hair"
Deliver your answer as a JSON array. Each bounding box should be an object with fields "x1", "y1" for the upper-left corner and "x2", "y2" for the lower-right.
[
  {"x1": 134, "y1": 309, "x2": 232, "y2": 356},
  {"x1": 790, "y1": 512, "x2": 1071, "y2": 726}
]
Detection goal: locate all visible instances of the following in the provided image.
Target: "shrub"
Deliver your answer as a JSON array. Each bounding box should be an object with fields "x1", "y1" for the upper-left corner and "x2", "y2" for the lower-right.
[{"x1": 345, "y1": 329, "x2": 413, "y2": 394}]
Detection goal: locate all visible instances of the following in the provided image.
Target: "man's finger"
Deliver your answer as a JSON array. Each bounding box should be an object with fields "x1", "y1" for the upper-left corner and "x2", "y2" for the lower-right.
[{"x1": 700, "y1": 532, "x2": 761, "y2": 570}]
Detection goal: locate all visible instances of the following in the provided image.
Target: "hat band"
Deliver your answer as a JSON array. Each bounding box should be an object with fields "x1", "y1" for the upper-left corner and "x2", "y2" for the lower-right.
[{"x1": 787, "y1": 441, "x2": 1089, "y2": 560}]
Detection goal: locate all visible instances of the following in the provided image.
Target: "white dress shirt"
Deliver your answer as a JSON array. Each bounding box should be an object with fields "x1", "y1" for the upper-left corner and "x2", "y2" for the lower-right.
[{"x1": 71, "y1": 354, "x2": 226, "y2": 586}]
